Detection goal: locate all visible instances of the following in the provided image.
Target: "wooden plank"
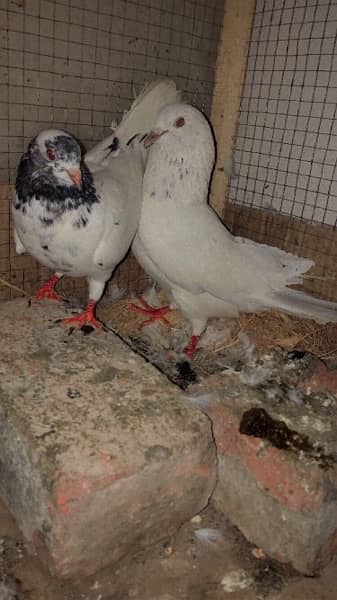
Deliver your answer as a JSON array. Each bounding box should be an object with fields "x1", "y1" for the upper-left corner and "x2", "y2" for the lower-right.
[{"x1": 210, "y1": 0, "x2": 256, "y2": 218}]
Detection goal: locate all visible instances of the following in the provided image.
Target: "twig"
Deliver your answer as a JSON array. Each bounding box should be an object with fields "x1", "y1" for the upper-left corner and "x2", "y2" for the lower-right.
[{"x1": 0, "y1": 276, "x2": 26, "y2": 296}]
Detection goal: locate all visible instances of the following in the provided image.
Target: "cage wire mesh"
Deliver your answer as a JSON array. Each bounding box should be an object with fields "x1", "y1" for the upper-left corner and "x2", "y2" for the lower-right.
[
  {"x1": 0, "y1": 0, "x2": 223, "y2": 301},
  {"x1": 225, "y1": 0, "x2": 337, "y2": 302},
  {"x1": 228, "y1": 0, "x2": 337, "y2": 226}
]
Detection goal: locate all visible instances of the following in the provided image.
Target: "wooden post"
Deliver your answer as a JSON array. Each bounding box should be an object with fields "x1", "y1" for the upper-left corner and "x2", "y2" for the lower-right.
[{"x1": 210, "y1": 0, "x2": 256, "y2": 218}]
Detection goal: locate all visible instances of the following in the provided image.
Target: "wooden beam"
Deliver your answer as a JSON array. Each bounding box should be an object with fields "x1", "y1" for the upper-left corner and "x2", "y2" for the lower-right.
[{"x1": 210, "y1": 0, "x2": 256, "y2": 218}]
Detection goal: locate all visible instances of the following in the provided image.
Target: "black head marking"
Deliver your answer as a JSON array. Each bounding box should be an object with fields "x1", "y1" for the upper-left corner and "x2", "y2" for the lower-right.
[
  {"x1": 15, "y1": 132, "x2": 99, "y2": 217},
  {"x1": 45, "y1": 134, "x2": 81, "y2": 163}
]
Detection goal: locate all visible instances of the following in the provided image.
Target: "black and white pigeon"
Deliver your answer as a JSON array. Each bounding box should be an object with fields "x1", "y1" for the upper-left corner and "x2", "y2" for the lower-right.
[
  {"x1": 12, "y1": 79, "x2": 182, "y2": 328},
  {"x1": 132, "y1": 103, "x2": 337, "y2": 356}
]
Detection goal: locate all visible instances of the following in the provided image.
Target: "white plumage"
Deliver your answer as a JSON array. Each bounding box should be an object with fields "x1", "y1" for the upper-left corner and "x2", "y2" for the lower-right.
[
  {"x1": 12, "y1": 79, "x2": 181, "y2": 327},
  {"x1": 132, "y1": 103, "x2": 337, "y2": 356}
]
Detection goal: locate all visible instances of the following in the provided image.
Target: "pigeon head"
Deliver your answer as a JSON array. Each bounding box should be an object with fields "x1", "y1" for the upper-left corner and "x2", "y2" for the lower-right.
[
  {"x1": 144, "y1": 103, "x2": 214, "y2": 159},
  {"x1": 15, "y1": 129, "x2": 98, "y2": 213},
  {"x1": 31, "y1": 129, "x2": 83, "y2": 189},
  {"x1": 143, "y1": 104, "x2": 215, "y2": 203}
]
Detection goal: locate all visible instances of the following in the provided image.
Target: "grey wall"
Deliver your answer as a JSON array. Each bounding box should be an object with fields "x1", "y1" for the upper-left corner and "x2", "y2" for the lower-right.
[
  {"x1": 0, "y1": 0, "x2": 223, "y2": 183},
  {"x1": 228, "y1": 0, "x2": 337, "y2": 227}
]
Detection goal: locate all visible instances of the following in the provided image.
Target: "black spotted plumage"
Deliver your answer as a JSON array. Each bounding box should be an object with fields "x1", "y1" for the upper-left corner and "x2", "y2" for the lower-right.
[
  {"x1": 105, "y1": 136, "x2": 119, "y2": 154},
  {"x1": 11, "y1": 79, "x2": 182, "y2": 328},
  {"x1": 15, "y1": 136, "x2": 99, "y2": 217}
]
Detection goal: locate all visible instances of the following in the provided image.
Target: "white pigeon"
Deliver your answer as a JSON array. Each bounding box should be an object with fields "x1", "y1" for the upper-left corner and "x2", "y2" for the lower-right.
[
  {"x1": 12, "y1": 79, "x2": 182, "y2": 328},
  {"x1": 132, "y1": 103, "x2": 337, "y2": 356}
]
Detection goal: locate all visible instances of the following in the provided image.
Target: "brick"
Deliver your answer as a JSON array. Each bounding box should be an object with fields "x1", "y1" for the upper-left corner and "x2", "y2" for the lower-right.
[
  {"x1": 299, "y1": 360, "x2": 337, "y2": 395},
  {"x1": 0, "y1": 299, "x2": 216, "y2": 579},
  {"x1": 187, "y1": 375, "x2": 337, "y2": 575}
]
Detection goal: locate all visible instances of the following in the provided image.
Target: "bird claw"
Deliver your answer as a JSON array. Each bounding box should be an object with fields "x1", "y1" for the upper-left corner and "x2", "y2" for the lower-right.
[
  {"x1": 183, "y1": 335, "x2": 201, "y2": 359},
  {"x1": 62, "y1": 301, "x2": 102, "y2": 329},
  {"x1": 35, "y1": 276, "x2": 63, "y2": 302},
  {"x1": 129, "y1": 297, "x2": 171, "y2": 327}
]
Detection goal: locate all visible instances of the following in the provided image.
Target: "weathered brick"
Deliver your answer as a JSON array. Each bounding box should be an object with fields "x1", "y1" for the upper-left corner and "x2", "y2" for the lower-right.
[
  {"x1": 187, "y1": 376, "x2": 337, "y2": 575},
  {"x1": 299, "y1": 359, "x2": 337, "y2": 395},
  {"x1": 0, "y1": 299, "x2": 216, "y2": 578}
]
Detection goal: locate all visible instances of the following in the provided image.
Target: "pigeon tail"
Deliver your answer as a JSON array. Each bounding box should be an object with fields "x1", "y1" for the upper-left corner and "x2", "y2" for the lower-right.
[
  {"x1": 238, "y1": 237, "x2": 315, "y2": 287},
  {"x1": 114, "y1": 78, "x2": 183, "y2": 145},
  {"x1": 85, "y1": 79, "x2": 182, "y2": 168},
  {"x1": 262, "y1": 288, "x2": 337, "y2": 324}
]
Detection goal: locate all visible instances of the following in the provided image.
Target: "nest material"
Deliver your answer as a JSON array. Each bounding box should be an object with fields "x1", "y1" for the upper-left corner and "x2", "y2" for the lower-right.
[
  {"x1": 99, "y1": 296, "x2": 337, "y2": 362},
  {"x1": 235, "y1": 311, "x2": 337, "y2": 360}
]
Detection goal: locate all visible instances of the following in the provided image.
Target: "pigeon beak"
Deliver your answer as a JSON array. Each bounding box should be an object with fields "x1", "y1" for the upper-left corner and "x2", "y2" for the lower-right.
[
  {"x1": 144, "y1": 129, "x2": 168, "y2": 148},
  {"x1": 66, "y1": 169, "x2": 82, "y2": 189}
]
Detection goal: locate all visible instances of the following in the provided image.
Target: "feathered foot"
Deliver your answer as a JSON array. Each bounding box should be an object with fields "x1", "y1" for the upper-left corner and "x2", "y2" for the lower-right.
[
  {"x1": 35, "y1": 275, "x2": 63, "y2": 302},
  {"x1": 62, "y1": 300, "x2": 102, "y2": 329},
  {"x1": 129, "y1": 296, "x2": 171, "y2": 327},
  {"x1": 183, "y1": 335, "x2": 201, "y2": 359}
]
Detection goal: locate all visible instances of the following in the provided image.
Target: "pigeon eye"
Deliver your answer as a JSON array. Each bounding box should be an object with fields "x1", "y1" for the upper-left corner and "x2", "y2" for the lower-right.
[
  {"x1": 46, "y1": 148, "x2": 56, "y2": 161},
  {"x1": 174, "y1": 117, "x2": 185, "y2": 128}
]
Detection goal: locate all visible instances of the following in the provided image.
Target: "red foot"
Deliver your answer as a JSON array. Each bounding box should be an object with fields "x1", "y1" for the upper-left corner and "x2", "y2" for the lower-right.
[
  {"x1": 62, "y1": 300, "x2": 102, "y2": 329},
  {"x1": 183, "y1": 335, "x2": 201, "y2": 358},
  {"x1": 129, "y1": 296, "x2": 171, "y2": 327},
  {"x1": 35, "y1": 275, "x2": 63, "y2": 301}
]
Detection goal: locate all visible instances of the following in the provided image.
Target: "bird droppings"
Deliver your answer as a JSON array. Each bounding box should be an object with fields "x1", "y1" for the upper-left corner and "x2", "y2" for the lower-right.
[
  {"x1": 221, "y1": 568, "x2": 254, "y2": 592},
  {"x1": 67, "y1": 388, "x2": 81, "y2": 399},
  {"x1": 175, "y1": 360, "x2": 197, "y2": 390},
  {"x1": 239, "y1": 407, "x2": 336, "y2": 470},
  {"x1": 80, "y1": 324, "x2": 95, "y2": 336}
]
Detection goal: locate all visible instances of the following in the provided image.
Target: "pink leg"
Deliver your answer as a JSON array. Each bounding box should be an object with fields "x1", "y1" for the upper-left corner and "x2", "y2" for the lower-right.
[
  {"x1": 183, "y1": 335, "x2": 201, "y2": 359},
  {"x1": 129, "y1": 296, "x2": 171, "y2": 327},
  {"x1": 35, "y1": 274, "x2": 63, "y2": 302},
  {"x1": 62, "y1": 300, "x2": 102, "y2": 329}
]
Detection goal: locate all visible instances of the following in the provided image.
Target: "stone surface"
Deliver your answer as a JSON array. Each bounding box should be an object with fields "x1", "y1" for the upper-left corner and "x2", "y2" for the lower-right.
[
  {"x1": 0, "y1": 299, "x2": 216, "y2": 579},
  {"x1": 299, "y1": 359, "x2": 337, "y2": 395},
  {"x1": 186, "y1": 374, "x2": 337, "y2": 575}
]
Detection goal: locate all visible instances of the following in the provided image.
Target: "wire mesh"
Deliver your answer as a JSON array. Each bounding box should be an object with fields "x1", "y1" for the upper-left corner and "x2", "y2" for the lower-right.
[
  {"x1": 0, "y1": 0, "x2": 223, "y2": 300},
  {"x1": 227, "y1": 0, "x2": 337, "y2": 228}
]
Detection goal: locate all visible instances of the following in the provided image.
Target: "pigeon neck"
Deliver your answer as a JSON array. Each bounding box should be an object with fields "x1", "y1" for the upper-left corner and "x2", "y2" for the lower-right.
[{"x1": 144, "y1": 148, "x2": 210, "y2": 205}]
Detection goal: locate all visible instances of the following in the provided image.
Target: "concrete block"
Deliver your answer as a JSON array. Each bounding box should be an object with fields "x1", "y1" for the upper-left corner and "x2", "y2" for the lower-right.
[
  {"x1": 187, "y1": 373, "x2": 337, "y2": 575},
  {"x1": 0, "y1": 299, "x2": 216, "y2": 579}
]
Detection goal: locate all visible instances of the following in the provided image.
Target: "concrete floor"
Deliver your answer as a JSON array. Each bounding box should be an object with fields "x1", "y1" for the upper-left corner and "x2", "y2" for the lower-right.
[{"x1": 1, "y1": 498, "x2": 337, "y2": 599}]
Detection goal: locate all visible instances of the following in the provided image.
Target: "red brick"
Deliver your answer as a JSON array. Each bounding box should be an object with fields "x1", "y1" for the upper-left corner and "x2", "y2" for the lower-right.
[
  {"x1": 299, "y1": 360, "x2": 337, "y2": 395},
  {"x1": 187, "y1": 379, "x2": 337, "y2": 575},
  {"x1": 0, "y1": 299, "x2": 216, "y2": 579},
  {"x1": 206, "y1": 399, "x2": 324, "y2": 513}
]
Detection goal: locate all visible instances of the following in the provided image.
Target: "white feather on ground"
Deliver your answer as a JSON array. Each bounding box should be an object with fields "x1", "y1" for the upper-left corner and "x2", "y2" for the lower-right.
[{"x1": 194, "y1": 528, "x2": 225, "y2": 547}]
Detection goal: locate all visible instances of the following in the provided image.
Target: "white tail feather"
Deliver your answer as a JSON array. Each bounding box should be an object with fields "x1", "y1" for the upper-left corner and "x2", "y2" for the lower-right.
[
  {"x1": 238, "y1": 237, "x2": 315, "y2": 286},
  {"x1": 114, "y1": 78, "x2": 183, "y2": 142},
  {"x1": 85, "y1": 78, "x2": 182, "y2": 167},
  {"x1": 265, "y1": 288, "x2": 337, "y2": 323}
]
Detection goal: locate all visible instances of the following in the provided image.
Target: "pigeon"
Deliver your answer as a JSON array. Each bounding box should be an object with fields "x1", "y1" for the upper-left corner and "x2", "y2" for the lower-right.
[
  {"x1": 132, "y1": 103, "x2": 337, "y2": 357},
  {"x1": 12, "y1": 79, "x2": 182, "y2": 328}
]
